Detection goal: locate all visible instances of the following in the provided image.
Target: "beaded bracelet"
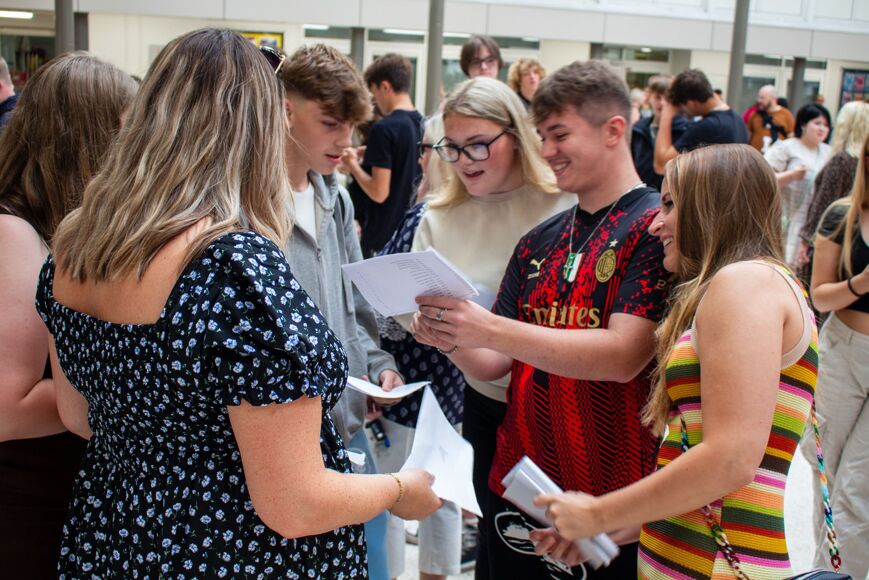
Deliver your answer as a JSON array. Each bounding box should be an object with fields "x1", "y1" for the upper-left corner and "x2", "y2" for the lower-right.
[
  {"x1": 388, "y1": 473, "x2": 405, "y2": 509},
  {"x1": 847, "y1": 276, "x2": 864, "y2": 297},
  {"x1": 437, "y1": 345, "x2": 459, "y2": 355}
]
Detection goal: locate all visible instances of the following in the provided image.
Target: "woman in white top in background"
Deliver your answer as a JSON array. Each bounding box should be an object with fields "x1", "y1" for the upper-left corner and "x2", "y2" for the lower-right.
[
  {"x1": 409, "y1": 76, "x2": 574, "y2": 580},
  {"x1": 765, "y1": 103, "x2": 832, "y2": 268}
]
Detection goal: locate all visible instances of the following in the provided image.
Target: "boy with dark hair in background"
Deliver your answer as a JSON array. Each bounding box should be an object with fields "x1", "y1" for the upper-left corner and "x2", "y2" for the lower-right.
[
  {"x1": 630, "y1": 74, "x2": 689, "y2": 191},
  {"x1": 343, "y1": 53, "x2": 423, "y2": 257},
  {"x1": 653, "y1": 68, "x2": 748, "y2": 174}
]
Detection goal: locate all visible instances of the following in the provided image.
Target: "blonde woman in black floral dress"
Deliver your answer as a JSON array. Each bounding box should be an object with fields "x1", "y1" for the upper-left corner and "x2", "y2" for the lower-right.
[{"x1": 37, "y1": 29, "x2": 440, "y2": 578}]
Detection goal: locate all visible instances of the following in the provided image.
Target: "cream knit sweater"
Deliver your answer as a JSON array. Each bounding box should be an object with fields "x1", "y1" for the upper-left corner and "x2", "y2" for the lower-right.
[{"x1": 410, "y1": 184, "x2": 575, "y2": 402}]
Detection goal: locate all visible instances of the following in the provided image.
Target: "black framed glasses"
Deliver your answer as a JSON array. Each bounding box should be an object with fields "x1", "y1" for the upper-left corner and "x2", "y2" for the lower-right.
[
  {"x1": 417, "y1": 141, "x2": 436, "y2": 158},
  {"x1": 435, "y1": 131, "x2": 508, "y2": 163},
  {"x1": 469, "y1": 56, "x2": 498, "y2": 70},
  {"x1": 258, "y1": 46, "x2": 286, "y2": 74}
]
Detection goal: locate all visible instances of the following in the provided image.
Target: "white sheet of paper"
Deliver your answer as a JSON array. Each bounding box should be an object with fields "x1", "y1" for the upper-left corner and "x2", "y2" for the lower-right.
[
  {"x1": 502, "y1": 456, "x2": 619, "y2": 569},
  {"x1": 346, "y1": 377, "x2": 428, "y2": 400},
  {"x1": 401, "y1": 387, "x2": 482, "y2": 516},
  {"x1": 341, "y1": 249, "x2": 479, "y2": 317}
]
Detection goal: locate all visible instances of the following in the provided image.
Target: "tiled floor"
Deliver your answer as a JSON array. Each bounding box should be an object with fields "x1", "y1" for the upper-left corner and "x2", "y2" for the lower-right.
[{"x1": 398, "y1": 450, "x2": 818, "y2": 579}]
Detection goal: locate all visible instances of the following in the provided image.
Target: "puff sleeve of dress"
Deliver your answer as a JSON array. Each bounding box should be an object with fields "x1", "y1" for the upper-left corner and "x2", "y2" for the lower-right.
[{"x1": 201, "y1": 232, "x2": 348, "y2": 408}]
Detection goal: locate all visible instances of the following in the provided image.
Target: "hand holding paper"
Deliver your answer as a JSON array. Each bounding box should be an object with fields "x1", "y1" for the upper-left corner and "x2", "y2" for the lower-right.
[
  {"x1": 401, "y1": 387, "x2": 481, "y2": 516},
  {"x1": 346, "y1": 377, "x2": 428, "y2": 401},
  {"x1": 341, "y1": 249, "x2": 478, "y2": 317}
]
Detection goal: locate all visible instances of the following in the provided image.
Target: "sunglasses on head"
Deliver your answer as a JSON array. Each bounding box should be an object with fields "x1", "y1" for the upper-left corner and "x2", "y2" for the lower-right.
[{"x1": 258, "y1": 46, "x2": 286, "y2": 74}]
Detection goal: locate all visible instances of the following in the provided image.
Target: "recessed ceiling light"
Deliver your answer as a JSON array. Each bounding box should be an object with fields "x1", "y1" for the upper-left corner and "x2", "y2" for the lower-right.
[
  {"x1": 383, "y1": 28, "x2": 425, "y2": 36},
  {"x1": 303, "y1": 24, "x2": 329, "y2": 31},
  {"x1": 0, "y1": 10, "x2": 34, "y2": 19}
]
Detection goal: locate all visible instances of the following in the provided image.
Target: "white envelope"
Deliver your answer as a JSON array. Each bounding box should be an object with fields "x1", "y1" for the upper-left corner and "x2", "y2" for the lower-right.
[{"x1": 346, "y1": 376, "x2": 429, "y2": 400}]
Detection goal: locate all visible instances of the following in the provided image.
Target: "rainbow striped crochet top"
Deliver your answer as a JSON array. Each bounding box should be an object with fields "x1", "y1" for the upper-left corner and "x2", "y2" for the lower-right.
[{"x1": 638, "y1": 264, "x2": 818, "y2": 579}]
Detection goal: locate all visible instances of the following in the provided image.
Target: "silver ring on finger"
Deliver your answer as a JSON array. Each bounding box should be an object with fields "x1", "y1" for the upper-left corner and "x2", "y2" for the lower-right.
[{"x1": 435, "y1": 307, "x2": 446, "y2": 322}]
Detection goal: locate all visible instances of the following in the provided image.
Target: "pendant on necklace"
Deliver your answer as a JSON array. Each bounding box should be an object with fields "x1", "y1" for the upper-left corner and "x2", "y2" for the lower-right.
[{"x1": 563, "y1": 252, "x2": 582, "y2": 282}]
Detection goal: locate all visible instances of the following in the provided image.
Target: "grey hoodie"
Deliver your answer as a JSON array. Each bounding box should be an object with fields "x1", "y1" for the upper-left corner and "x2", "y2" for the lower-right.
[{"x1": 283, "y1": 171, "x2": 398, "y2": 443}]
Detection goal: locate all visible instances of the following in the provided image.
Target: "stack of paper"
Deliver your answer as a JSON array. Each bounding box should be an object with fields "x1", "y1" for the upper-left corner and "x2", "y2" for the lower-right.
[
  {"x1": 341, "y1": 248, "x2": 479, "y2": 317},
  {"x1": 501, "y1": 456, "x2": 620, "y2": 569}
]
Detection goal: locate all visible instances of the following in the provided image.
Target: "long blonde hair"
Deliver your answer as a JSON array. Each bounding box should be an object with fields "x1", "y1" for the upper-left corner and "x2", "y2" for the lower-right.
[
  {"x1": 0, "y1": 52, "x2": 136, "y2": 240},
  {"x1": 54, "y1": 29, "x2": 290, "y2": 281},
  {"x1": 830, "y1": 132, "x2": 868, "y2": 278},
  {"x1": 428, "y1": 77, "x2": 558, "y2": 209},
  {"x1": 830, "y1": 101, "x2": 869, "y2": 157},
  {"x1": 643, "y1": 145, "x2": 784, "y2": 433},
  {"x1": 418, "y1": 113, "x2": 451, "y2": 200}
]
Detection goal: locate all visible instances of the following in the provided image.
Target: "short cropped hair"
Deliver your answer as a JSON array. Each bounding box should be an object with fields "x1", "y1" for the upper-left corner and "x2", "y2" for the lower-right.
[
  {"x1": 531, "y1": 60, "x2": 630, "y2": 127},
  {"x1": 279, "y1": 44, "x2": 371, "y2": 125},
  {"x1": 364, "y1": 53, "x2": 412, "y2": 94},
  {"x1": 668, "y1": 69, "x2": 714, "y2": 106},
  {"x1": 459, "y1": 35, "x2": 502, "y2": 76},
  {"x1": 507, "y1": 57, "x2": 545, "y2": 93},
  {"x1": 647, "y1": 74, "x2": 673, "y2": 96}
]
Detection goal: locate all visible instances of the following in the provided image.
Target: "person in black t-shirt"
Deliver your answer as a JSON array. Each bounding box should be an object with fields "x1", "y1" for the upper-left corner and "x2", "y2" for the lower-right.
[
  {"x1": 630, "y1": 74, "x2": 690, "y2": 191},
  {"x1": 342, "y1": 53, "x2": 423, "y2": 256},
  {"x1": 653, "y1": 68, "x2": 748, "y2": 175}
]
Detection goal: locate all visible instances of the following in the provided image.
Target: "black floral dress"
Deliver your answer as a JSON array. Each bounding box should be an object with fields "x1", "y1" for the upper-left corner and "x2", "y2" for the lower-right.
[{"x1": 35, "y1": 232, "x2": 366, "y2": 579}]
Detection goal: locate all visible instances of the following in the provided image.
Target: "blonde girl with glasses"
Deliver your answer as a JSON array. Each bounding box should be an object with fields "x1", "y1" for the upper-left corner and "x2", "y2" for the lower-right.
[{"x1": 394, "y1": 76, "x2": 573, "y2": 579}]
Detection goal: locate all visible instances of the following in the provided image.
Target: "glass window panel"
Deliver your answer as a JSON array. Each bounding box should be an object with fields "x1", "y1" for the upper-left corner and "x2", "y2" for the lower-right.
[{"x1": 740, "y1": 76, "x2": 776, "y2": 114}]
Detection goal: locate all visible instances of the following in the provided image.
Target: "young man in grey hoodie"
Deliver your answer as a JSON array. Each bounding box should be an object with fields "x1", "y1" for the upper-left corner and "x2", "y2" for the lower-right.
[{"x1": 278, "y1": 44, "x2": 403, "y2": 580}]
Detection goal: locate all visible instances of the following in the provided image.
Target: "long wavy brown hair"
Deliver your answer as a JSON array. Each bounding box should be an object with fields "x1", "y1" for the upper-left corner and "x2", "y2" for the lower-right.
[
  {"x1": 643, "y1": 144, "x2": 785, "y2": 434},
  {"x1": 0, "y1": 52, "x2": 136, "y2": 240},
  {"x1": 54, "y1": 29, "x2": 290, "y2": 282}
]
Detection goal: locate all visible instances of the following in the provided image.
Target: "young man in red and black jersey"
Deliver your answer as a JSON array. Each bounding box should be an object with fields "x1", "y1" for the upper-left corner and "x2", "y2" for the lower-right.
[{"x1": 411, "y1": 60, "x2": 669, "y2": 579}]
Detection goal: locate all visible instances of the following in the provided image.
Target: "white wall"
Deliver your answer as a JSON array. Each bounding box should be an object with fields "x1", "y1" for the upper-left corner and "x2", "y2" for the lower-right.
[
  {"x1": 690, "y1": 50, "x2": 730, "y2": 99},
  {"x1": 61, "y1": 0, "x2": 869, "y2": 49},
  {"x1": 3, "y1": 0, "x2": 866, "y2": 65},
  {"x1": 87, "y1": 13, "x2": 302, "y2": 77},
  {"x1": 538, "y1": 39, "x2": 590, "y2": 73},
  {"x1": 14, "y1": 0, "x2": 866, "y2": 117}
]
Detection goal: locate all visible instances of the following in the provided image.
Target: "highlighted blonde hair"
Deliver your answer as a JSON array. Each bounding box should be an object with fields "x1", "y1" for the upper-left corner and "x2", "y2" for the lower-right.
[
  {"x1": 54, "y1": 29, "x2": 290, "y2": 282},
  {"x1": 828, "y1": 132, "x2": 869, "y2": 278},
  {"x1": 830, "y1": 101, "x2": 869, "y2": 157},
  {"x1": 643, "y1": 144, "x2": 784, "y2": 433},
  {"x1": 429, "y1": 77, "x2": 559, "y2": 209},
  {"x1": 418, "y1": 113, "x2": 450, "y2": 200}
]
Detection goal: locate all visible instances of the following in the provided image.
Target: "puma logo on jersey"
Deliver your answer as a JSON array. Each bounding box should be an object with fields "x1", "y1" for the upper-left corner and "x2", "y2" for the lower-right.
[{"x1": 528, "y1": 258, "x2": 545, "y2": 279}]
